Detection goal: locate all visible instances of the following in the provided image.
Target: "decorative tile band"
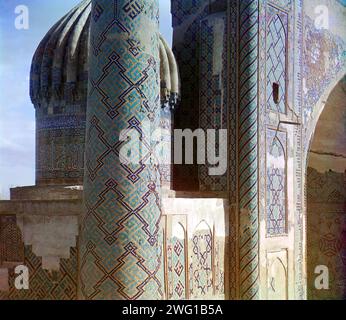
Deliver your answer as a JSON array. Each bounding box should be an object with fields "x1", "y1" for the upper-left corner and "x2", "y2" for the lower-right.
[{"x1": 238, "y1": 0, "x2": 260, "y2": 300}]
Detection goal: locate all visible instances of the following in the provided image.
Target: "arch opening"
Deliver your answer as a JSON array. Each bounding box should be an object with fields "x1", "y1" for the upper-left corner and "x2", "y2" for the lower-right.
[{"x1": 306, "y1": 75, "x2": 346, "y2": 300}]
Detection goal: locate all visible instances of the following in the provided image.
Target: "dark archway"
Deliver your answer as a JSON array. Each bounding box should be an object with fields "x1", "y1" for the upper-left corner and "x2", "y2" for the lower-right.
[{"x1": 307, "y1": 76, "x2": 346, "y2": 300}]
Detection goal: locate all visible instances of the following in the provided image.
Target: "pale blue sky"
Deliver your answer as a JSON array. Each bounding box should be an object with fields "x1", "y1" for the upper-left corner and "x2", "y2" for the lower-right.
[{"x1": 0, "y1": 0, "x2": 172, "y2": 198}]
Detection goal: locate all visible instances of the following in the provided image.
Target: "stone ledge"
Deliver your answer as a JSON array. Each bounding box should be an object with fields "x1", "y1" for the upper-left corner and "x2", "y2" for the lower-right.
[
  {"x1": 0, "y1": 200, "x2": 82, "y2": 216},
  {"x1": 10, "y1": 185, "x2": 83, "y2": 201}
]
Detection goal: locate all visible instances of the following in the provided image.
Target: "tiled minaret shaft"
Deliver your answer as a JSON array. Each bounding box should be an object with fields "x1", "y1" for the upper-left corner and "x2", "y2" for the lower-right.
[{"x1": 79, "y1": 0, "x2": 163, "y2": 300}]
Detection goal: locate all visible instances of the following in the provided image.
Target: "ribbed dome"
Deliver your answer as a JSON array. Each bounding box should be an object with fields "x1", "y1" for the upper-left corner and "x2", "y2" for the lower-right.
[
  {"x1": 30, "y1": 0, "x2": 180, "y2": 187},
  {"x1": 30, "y1": 0, "x2": 180, "y2": 108}
]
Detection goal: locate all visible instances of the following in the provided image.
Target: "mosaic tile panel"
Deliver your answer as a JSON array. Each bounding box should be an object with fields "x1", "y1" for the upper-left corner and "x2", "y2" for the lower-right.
[
  {"x1": 171, "y1": 0, "x2": 209, "y2": 28},
  {"x1": 259, "y1": 0, "x2": 306, "y2": 298},
  {"x1": 199, "y1": 12, "x2": 228, "y2": 192},
  {"x1": 36, "y1": 114, "x2": 86, "y2": 185},
  {"x1": 266, "y1": 8, "x2": 288, "y2": 114},
  {"x1": 172, "y1": 0, "x2": 209, "y2": 191},
  {"x1": 214, "y1": 237, "x2": 225, "y2": 295},
  {"x1": 190, "y1": 221, "x2": 213, "y2": 298},
  {"x1": 0, "y1": 216, "x2": 24, "y2": 265},
  {"x1": 0, "y1": 291, "x2": 9, "y2": 300},
  {"x1": 266, "y1": 129, "x2": 287, "y2": 236},
  {"x1": 7, "y1": 246, "x2": 78, "y2": 300},
  {"x1": 159, "y1": 108, "x2": 172, "y2": 189},
  {"x1": 156, "y1": 223, "x2": 166, "y2": 299},
  {"x1": 169, "y1": 226, "x2": 187, "y2": 300}
]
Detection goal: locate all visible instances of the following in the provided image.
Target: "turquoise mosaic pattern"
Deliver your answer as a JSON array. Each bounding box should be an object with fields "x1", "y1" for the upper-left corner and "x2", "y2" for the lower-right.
[{"x1": 79, "y1": 0, "x2": 163, "y2": 300}]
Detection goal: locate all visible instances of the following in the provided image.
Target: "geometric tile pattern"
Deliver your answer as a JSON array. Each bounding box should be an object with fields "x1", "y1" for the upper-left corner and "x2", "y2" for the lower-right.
[
  {"x1": 0, "y1": 291, "x2": 9, "y2": 301},
  {"x1": 5, "y1": 246, "x2": 77, "y2": 300},
  {"x1": 228, "y1": 0, "x2": 239, "y2": 300},
  {"x1": 169, "y1": 234, "x2": 186, "y2": 300},
  {"x1": 199, "y1": 13, "x2": 228, "y2": 192},
  {"x1": 171, "y1": 0, "x2": 209, "y2": 191},
  {"x1": 36, "y1": 117, "x2": 86, "y2": 185},
  {"x1": 258, "y1": 0, "x2": 302, "y2": 298},
  {"x1": 79, "y1": 0, "x2": 163, "y2": 300},
  {"x1": 190, "y1": 222, "x2": 213, "y2": 298},
  {"x1": 159, "y1": 108, "x2": 172, "y2": 189},
  {"x1": 238, "y1": 0, "x2": 260, "y2": 300},
  {"x1": 0, "y1": 216, "x2": 24, "y2": 265},
  {"x1": 164, "y1": 213, "x2": 226, "y2": 300},
  {"x1": 171, "y1": 0, "x2": 209, "y2": 28},
  {"x1": 266, "y1": 129, "x2": 287, "y2": 235},
  {"x1": 267, "y1": 13, "x2": 287, "y2": 113},
  {"x1": 214, "y1": 238, "x2": 225, "y2": 295}
]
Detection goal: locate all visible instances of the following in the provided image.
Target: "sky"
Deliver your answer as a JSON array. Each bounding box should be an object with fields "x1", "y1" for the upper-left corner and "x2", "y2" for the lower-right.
[{"x1": 0, "y1": 0, "x2": 173, "y2": 199}]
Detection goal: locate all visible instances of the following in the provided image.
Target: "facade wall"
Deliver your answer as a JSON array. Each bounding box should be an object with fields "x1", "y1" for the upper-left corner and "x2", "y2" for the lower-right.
[
  {"x1": 257, "y1": 0, "x2": 305, "y2": 300},
  {"x1": 0, "y1": 0, "x2": 345, "y2": 300},
  {"x1": 163, "y1": 197, "x2": 228, "y2": 300},
  {"x1": 303, "y1": 0, "x2": 346, "y2": 300},
  {"x1": 171, "y1": 0, "x2": 346, "y2": 300},
  {"x1": 305, "y1": 54, "x2": 346, "y2": 299},
  {"x1": 0, "y1": 196, "x2": 228, "y2": 300}
]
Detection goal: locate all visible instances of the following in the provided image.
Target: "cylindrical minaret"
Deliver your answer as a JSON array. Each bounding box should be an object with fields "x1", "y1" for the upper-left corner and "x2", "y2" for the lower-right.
[{"x1": 79, "y1": 0, "x2": 163, "y2": 299}]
